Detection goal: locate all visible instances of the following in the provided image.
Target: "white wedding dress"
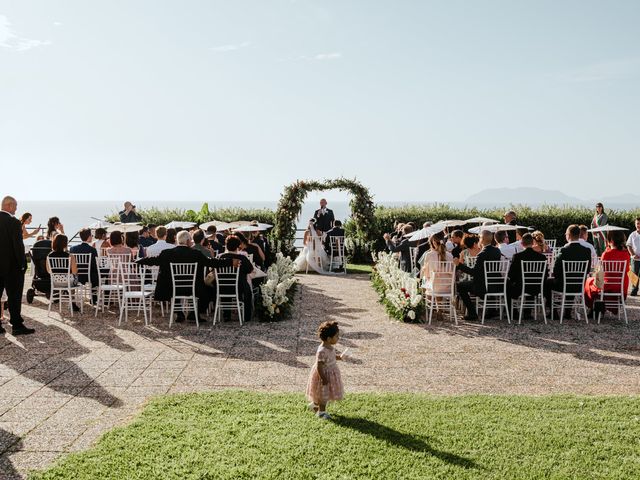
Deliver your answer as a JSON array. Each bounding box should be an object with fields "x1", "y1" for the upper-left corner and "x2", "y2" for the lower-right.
[{"x1": 294, "y1": 226, "x2": 334, "y2": 275}]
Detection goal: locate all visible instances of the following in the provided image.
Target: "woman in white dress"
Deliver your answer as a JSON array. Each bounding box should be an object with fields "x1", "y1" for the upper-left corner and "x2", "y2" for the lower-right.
[{"x1": 294, "y1": 219, "x2": 332, "y2": 274}]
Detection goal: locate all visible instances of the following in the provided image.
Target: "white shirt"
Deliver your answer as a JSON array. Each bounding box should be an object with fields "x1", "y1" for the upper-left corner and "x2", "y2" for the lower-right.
[
  {"x1": 578, "y1": 238, "x2": 597, "y2": 258},
  {"x1": 626, "y1": 230, "x2": 640, "y2": 257},
  {"x1": 146, "y1": 239, "x2": 175, "y2": 257},
  {"x1": 445, "y1": 240, "x2": 454, "y2": 252},
  {"x1": 500, "y1": 241, "x2": 523, "y2": 260}
]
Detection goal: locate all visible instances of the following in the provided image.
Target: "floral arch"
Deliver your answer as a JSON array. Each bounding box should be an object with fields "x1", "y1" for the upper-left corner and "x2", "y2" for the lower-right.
[{"x1": 274, "y1": 178, "x2": 376, "y2": 255}]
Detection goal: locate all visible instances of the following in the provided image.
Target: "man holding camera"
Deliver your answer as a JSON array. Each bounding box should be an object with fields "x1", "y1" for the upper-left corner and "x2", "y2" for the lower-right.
[{"x1": 119, "y1": 201, "x2": 142, "y2": 223}]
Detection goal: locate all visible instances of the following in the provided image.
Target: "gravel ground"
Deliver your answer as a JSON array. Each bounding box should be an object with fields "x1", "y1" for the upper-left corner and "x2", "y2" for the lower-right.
[{"x1": 0, "y1": 272, "x2": 638, "y2": 478}]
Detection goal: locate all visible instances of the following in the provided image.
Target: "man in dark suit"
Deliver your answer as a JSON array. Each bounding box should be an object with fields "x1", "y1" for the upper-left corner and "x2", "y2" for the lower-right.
[
  {"x1": 70, "y1": 228, "x2": 99, "y2": 304},
  {"x1": 544, "y1": 225, "x2": 592, "y2": 307},
  {"x1": 503, "y1": 210, "x2": 518, "y2": 244},
  {"x1": 384, "y1": 225, "x2": 414, "y2": 273},
  {"x1": 455, "y1": 230, "x2": 503, "y2": 320},
  {"x1": 219, "y1": 235, "x2": 255, "y2": 322},
  {"x1": 507, "y1": 233, "x2": 547, "y2": 310},
  {"x1": 323, "y1": 220, "x2": 345, "y2": 252},
  {"x1": 0, "y1": 196, "x2": 35, "y2": 335},
  {"x1": 118, "y1": 201, "x2": 142, "y2": 223},
  {"x1": 137, "y1": 231, "x2": 236, "y2": 321},
  {"x1": 314, "y1": 199, "x2": 335, "y2": 234}
]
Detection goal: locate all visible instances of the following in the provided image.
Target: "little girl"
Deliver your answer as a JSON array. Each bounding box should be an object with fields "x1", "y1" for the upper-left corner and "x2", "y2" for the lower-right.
[{"x1": 306, "y1": 321, "x2": 345, "y2": 420}]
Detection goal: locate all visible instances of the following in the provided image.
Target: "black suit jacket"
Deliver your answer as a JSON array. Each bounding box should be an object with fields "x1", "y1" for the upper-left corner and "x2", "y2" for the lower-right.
[
  {"x1": 137, "y1": 246, "x2": 232, "y2": 301},
  {"x1": 508, "y1": 248, "x2": 547, "y2": 296},
  {"x1": 314, "y1": 208, "x2": 335, "y2": 232},
  {"x1": 457, "y1": 244, "x2": 503, "y2": 295},
  {"x1": 552, "y1": 242, "x2": 591, "y2": 291},
  {"x1": 323, "y1": 227, "x2": 345, "y2": 253},
  {"x1": 0, "y1": 211, "x2": 26, "y2": 274},
  {"x1": 507, "y1": 220, "x2": 518, "y2": 244},
  {"x1": 386, "y1": 238, "x2": 412, "y2": 272},
  {"x1": 219, "y1": 252, "x2": 254, "y2": 296},
  {"x1": 118, "y1": 210, "x2": 142, "y2": 223},
  {"x1": 70, "y1": 242, "x2": 99, "y2": 286}
]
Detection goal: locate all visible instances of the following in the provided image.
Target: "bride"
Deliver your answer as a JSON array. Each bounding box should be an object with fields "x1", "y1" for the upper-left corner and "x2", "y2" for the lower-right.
[{"x1": 294, "y1": 218, "x2": 333, "y2": 274}]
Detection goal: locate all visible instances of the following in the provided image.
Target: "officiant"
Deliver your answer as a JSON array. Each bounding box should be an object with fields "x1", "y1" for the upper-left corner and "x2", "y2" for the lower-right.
[{"x1": 314, "y1": 199, "x2": 335, "y2": 234}]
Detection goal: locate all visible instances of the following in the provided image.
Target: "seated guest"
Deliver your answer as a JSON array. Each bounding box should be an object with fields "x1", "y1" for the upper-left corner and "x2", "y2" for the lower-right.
[
  {"x1": 627, "y1": 217, "x2": 640, "y2": 296},
  {"x1": 206, "y1": 225, "x2": 226, "y2": 245},
  {"x1": 126, "y1": 231, "x2": 145, "y2": 259},
  {"x1": 578, "y1": 225, "x2": 598, "y2": 263},
  {"x1": 454, "y1": 230, "x2": 502, "y2": 320},
  {"x1": 166, "y1": 228, "x2": 177, "y2": 245},
  {"x1": 70, "y1": 228, "x2": 99, "y2": 303},
  {"x1": 139, "y1": 226, "x2": 156, "y2": 248},
  {"x1": 459, "y1": 234, "x2": 481, "y2": 264},
  {"x1": 507, "y1": 233, "x2": 547, "y2": 309},
  {"x1": 584, "y1": 230, "x2": 630, "y2": 312},
  {"x1": 148, "y1": 224, "x2": 158, "y2": 242},
  {"x1": 251, "y1": 224, "x2": 272, "y2": 267},
  {"x1": 192, "y1": 229, "x2": 213, "y2": 259},
  {"x1": 46, "y1": 234, "x2": 80, "y2": 311},
  {"x1": 449, "y1": 230, "x2": 464, "y2": 258},
  {"x1": 495, "y1": 230, "x2": 515, "y2": 260},
  {"x1": 93, "y1": 228, "x2": 108, "y2": 254},
  {"x1": 544, "y1": 225, "x2": 592, "y2": 307},
  {"x1": 106, "y1": 231, "x2": 133, "y2": 258},
  {"x1": 323, "y1": 220, "x2": 345, "y2": 253},
  {"x1": 118, "y1": 201, "x2": 142, "y2": 223},
  {"x1": 146, "y1": 226, "x2": 175, "y2": 257},
  {"x1": 531, "y1": 230, "x2": 550, "y2": 254},
  {"x1": 137, "y1": 231, "x2": 236, "y2": 321},
  {"x1": 420, "y1": 231, "x2": 453, "y2": 294},
  {"x1": 205, "y1": 231, "x2": 225, "y2": 256},
  {"x1": 219, "y1": 235, "x2": 255, "y2": 322},
  {"x1": 235, "y1": 232, "x2": 265, "y2": 270},
  {"x1": 415, "y1": 238, "x2": 430, "y2": 269},
  {"x1": 46, "y1": 216, "x2": 65, "y2": 240},
  {"x1": 383, "y1": 225, "x2": 414, "y2": 272}
]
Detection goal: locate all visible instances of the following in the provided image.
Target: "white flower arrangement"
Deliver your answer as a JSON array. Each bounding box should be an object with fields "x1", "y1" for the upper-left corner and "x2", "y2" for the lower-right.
[
  {"x1": 371, "y1": 251, "x2": 423, "y2": 321},
  {"x1": 259, "y1": 253, "x2": 298, "y2": 319}
]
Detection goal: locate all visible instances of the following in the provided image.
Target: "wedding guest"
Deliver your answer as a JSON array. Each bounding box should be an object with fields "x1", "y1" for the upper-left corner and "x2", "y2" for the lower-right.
[
  {"x1": 93, "y1": 228, "x2": 108, "y2": 254},
  {"x1": 449, "y1": 230, "x2": 464, "y2": 258},
  {"x1": 139, "y1": 226, "x2": 155, "y2": 248},
  {"x1": 236, "y1": 232, "x2": 265, "y2": 269},
  {"x1": 0, "y1": 196, "x2": 35, "y2": 335},
  {"x1": 323, "y1": 220, "x2": 345, "y2": 253},
  {"x1": 459, "y1": 234, "x2": 481, "y2": 264},
  {"x1": 454, "y1": 230, "x2": 502, "y2": 321},
  {"x1": 146, "y1": 226, "x2": 175, "y2": 257},
  {"x1": 106, "y1": 231, "x2": 133, "y2": 258},
  {"x1": 495, "y1": 231, "x2": 514, "y2": 260},
  {"x1": 626, "y1": 217, "x2": 640, "y2": 296},
  {"x1": 148, "y1": 224, "x2": 158, "y2": 242},
  {"x1": 206, "y1": 225, "x2": 226, "y2": 245},
  {"x1": 314, "y1": 199, "x2": 335, "y2": 234},
  {"x1": 137, "y1": 231, "x2": 235, "y2": 322},
  {"x1": 578, "y1": 225, "x2": 597, "y2": 262},
  {"x1": 251, "y1": 223, "x2": 271, "y2": 266},
  {"x1": 166, "y1": 228, "x2": 177, "y2": 245},
  {"x1": 219, "y1": 235, "x2": 255, "y2": 322},
  {"x1": 585, "y1": 230, "x2": 630, "y2": 312},
  {"x1": 420, "y1": 231, "x2": 453, "y2": 294},
  {"x1": 591, "y1": 202, "x2": 608, "y2": 256},
  {"x1": 192, "y1": 229, "x2": 213, "y2": 259},
  {"x1": 503, "y1": 210, "x2": 518, "y2": 243},
  {"x1": 70, "y1": 228, "x2": 99, "y2": 302},
  {"x1": 544, "y1": 225, "x2": 592, "y2": 312},
  {"x1": 46, "y1": 234, "x2": 81, "y2": 312},
  {"x1": 205, "y1": 230, "x2": 225, "y2": 256},
  {"x1": 46, "y1": 216, "x2": 64, "y2": 239},
  {"x1": 507, "y1": 233, "x2": 546, "y2": 311},
  {"x1": 20, "y1": 213, "x2": 40, "y2": 240},
  {"x1": 126, "y1": 231, "x2": 145, "y2": 259},
  {"x1": 531, "y1": 231, "x2": 550, "y2": 254},
  {"x1": 383, "y1": 225, "x2": 414, "y2": 272},
  {"x1": 305, "y1": 320, "x2": 345, "y2": 420},
  {"x1": 118, "y1": 201, "x2": 142, "y2": 223}
]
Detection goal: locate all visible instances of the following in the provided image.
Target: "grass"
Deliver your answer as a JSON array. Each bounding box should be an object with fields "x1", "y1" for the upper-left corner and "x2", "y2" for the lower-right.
[
  {"x1": 31, "y1": 392, "x2": 639, "y2": 480},
  {"x1": 346, "y1": 263, "x2": 373, "y2": 275}
]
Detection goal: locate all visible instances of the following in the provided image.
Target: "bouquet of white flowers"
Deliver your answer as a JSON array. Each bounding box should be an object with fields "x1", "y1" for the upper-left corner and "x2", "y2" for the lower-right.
[
  {"x1": 258, "y1": 253, "x2": 298, "y2": 320},
  {"x1": 371, "y1": 251, "x2": 424, "y2": 322}
]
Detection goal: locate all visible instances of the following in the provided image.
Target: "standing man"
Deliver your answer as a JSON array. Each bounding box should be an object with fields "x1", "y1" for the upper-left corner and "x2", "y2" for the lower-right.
[
  {"x1": 626, "y1": 217, "x2": 640, "y2": 296},
  {"x1": 0, "y1": 196, "x2": 35, "y2": 335},
  {"x1": 314, "y1": 199, "x2": 335, "y2": 234},
  {"x1": 119, "y1": 201, "x2": 142, "y2": 223},
  {"x1": 503, "y1": 210, "x2": 518, "y2": 244}
]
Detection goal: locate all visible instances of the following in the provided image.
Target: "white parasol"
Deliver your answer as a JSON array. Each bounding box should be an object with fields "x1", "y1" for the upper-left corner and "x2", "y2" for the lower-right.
[
  {"x1": 164, "y1": 221, "x2": 196, "y2": 229},
  {"x1": 88, "y1": 220, "x2": 114, "y2": 229},
  {"x1": 465, "y1": 216, "x2": 499, "y2": 224},
  {"x1": 468, "y1": 224, "x2": 530, "y2": 234},
  {"x1": 106, "y1": 223, "x2": 142, "y2": 233},
  {"x1": 587, "y1": 225, "x2": 629, "y2": 233},
  {"x1": 233, "y1": 225, "x2": 261, "y2": 233}
]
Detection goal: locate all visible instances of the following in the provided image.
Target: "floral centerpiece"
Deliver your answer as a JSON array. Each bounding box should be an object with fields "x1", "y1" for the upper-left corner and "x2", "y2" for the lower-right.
[
  {"x1": 257, "y1": 253, "x2": 298, "y2": 321},
  {"x1": 371, "y1": 251, "x2": 424, "y2": 322}
]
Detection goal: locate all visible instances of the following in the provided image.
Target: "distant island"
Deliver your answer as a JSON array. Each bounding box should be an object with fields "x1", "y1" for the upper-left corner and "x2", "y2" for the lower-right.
[{"x1": 462, "y1": 187, "x2": 640, "y2": 208}]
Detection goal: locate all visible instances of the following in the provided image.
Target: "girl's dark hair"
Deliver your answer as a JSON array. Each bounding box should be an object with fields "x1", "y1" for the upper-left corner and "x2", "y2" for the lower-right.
[
  {"x1": 95, "y1": 228, "x2": 107, "y2": 240},
  {"x1": 125, "y1": 231, "x2": 139, "y2": 248},
  {"x1": 166, "y1": 228, "x2": 177, "y2": 244},
  {"x1": 47, "y1": 217, "x2": 60, "y2": 239},
  {"x1": 52, "y1": 234, "x2": 68, "y2": 253},
  {"x1": 318, "y1": 321, "x2": 339, "y2": 341},
  {"x1": 225, "y1": 235, "x2": 241, "y2": 251},
  {"x1": 462, "y1": 234, "x2": 479, "y2": 249},
  {"x1": 235, "y1": 232, "x2": 248, "y2": 245},
  {"x1": 109, "y1": 231, "x2": 123, "y2": 246},
  {"x1": 607, "y1": 230, "x2": 626, "y2": 250},
  {"x1": 20, "y1": 212, "x2": 32, "y2": 225}
]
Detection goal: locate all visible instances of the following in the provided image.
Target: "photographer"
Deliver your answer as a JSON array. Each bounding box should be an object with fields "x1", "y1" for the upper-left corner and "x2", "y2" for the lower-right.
[{"x1": 118, "y1": 201, "x2": 142, "y2": 223}]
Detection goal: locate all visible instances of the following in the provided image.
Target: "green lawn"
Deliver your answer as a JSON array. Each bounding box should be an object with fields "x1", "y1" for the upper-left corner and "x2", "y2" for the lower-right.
[
  {"x1": 346, "y1": 263, "x2": 373, "y2": 274},
  {"x1": 32, "y1": 392, "x2": 639, "y2": 479}
]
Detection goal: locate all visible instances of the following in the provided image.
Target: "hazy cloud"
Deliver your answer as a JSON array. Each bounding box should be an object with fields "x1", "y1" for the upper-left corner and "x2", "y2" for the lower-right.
[
  {"x1": 556, "y1": 58, "x2": 640, "y2": 83},
  {"x1": 0, "y1": 15, "x2": 51, "y2": 51},
  {"x1": 210, "y1": 41, "x2": 251, "y2": 52}
]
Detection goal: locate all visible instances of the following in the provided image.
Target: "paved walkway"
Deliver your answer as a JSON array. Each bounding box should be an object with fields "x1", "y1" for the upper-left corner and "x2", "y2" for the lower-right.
[{"x1": 1, "y1": 273, "x2": 639, "y2": 478}]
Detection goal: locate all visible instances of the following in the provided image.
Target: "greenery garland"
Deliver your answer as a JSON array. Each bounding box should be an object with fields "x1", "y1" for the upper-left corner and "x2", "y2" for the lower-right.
[{"x1": 274, "y1": 177, "x2": 376, "y2": 255}]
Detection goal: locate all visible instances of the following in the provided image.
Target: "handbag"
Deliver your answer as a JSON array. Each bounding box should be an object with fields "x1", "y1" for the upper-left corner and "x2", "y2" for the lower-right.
[
  {"x1": 594, "y1": 265, "x2": 604, "y2": 290},
  {"x1": 204, "y1": 272, "x2": 216, "y2": 287}
]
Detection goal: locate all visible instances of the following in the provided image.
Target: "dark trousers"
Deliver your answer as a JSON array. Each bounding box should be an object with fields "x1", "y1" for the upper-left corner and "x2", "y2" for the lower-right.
[
  {"x1": 632, "y1": 259, "x2": 640, "y2": 291},
  {"x1": 0, "y1": 270, "x2": 25, "y2": 327},
  {"x1": 457, "y1": 280, "x2": 478, "y2": 317}
]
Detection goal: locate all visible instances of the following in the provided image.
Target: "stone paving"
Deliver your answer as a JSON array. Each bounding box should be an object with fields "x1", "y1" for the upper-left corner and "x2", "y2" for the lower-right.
[{"x1": 1, "y1": 273, "x2": 639, "y2": 478}]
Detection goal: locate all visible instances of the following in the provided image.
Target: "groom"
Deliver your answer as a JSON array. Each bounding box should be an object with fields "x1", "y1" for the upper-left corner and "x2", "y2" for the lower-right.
[{"x1": 314, "y1": 199, "x2": 335, "y2": 234}]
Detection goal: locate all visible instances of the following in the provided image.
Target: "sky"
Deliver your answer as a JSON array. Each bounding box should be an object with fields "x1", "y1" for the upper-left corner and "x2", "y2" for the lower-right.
[{"x1": 1, "y1": 0, "x2": 639, "y2": 203}]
